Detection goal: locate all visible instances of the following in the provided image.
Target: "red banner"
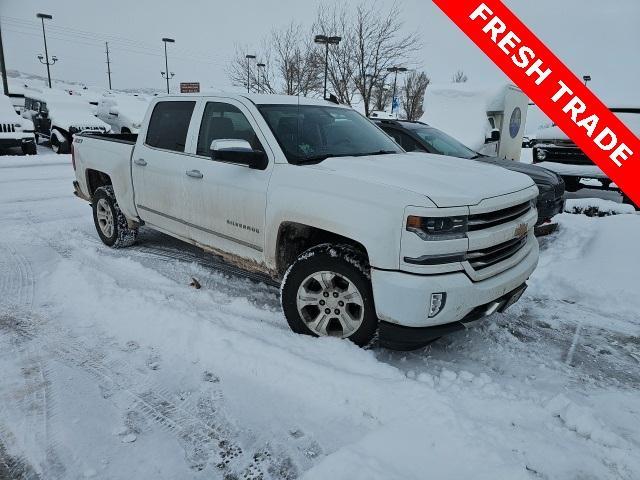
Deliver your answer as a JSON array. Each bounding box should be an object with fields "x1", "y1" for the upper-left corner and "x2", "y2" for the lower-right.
[{"x1": 432, "y1": 0, "x2": 639, "y2": 207}]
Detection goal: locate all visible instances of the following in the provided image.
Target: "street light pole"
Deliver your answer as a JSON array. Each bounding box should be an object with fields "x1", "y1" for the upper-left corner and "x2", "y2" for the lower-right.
[
  {"x1": 161, "y1": 37, "x2": 175, "y2": 94},
  {"x1": 583, "y1": 74, "x2": 591, "y2": 87},
  {"x1": 36, "y1": 13, "x2": 56, "y2": 88},
  {"x1": 257, "y1": 63, "x2": 266, "y2": 93},
  {"x1": 105, "y1": 42, "x2": 112, "y2": 90},
  {"x1": 245, "y1": 54, "x2": 256, "y2": 93},
  {"x1": 387, "y1": 66, "x2": 407, "y2": 116},
  {"x1": 314, "y1": 35, "x2": 341, "y2": 100},
  {"x1": 0, "y1": 20, "x2": 9, "y2": 96}
]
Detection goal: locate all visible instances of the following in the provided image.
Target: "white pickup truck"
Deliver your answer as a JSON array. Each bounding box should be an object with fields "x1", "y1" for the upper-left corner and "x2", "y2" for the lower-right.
[{"x1": 72, "y1": 93, "x2": 539, "y2": 350}]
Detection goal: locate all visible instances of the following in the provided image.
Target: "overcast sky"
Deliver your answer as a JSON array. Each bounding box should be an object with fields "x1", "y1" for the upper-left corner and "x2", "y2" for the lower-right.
[{"x1": 1, "y1": 0, "x2": 638, "y2": 103}]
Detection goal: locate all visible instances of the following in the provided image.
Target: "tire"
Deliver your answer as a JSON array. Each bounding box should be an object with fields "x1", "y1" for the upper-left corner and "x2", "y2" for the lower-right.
[
  {"x1": 21, "y1": 142, "x2": 37, "y2": 155},
  {"x1": 50, "y1": 132, "x2": 70, "y2": 154},
  {"x1": 563, "y1": 176, "x2": 581, "y2": 193},
  {"x1": 92, "y1": 186, "x2": 138, "y2": 248},
  {"x1": 121, "y1": 127, "x2": 131, "y2": 134},
  {"x1": 281, "y1": 244, "x2": 378, "y2": 347}
]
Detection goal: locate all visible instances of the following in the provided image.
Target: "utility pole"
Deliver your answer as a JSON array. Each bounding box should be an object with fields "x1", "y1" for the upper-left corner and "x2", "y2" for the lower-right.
[
  {"x1": 583, "y1": 75, "x2": 591, "y2": 87},
  {"x1": 37, "y1": 13, "x2": 57, "y2": 88},
  {"x1": 257, "y1": 63, "x2": 265, "y2": 93},
  {"x1": 161, "y1": 37, "x2": 175, "y2": 94},
  {"x1": 314, "y1": 35, "x2": 341, "y2": 100},
  {"x1": 0, "y1": 19, "x2": 9, "y2": 96},
  {"x1": 245, "y1": 54, "x2": 256, "y2": 93},
  {"x1": 105, "y1": 42, "x2": 112, "y2": 90}
]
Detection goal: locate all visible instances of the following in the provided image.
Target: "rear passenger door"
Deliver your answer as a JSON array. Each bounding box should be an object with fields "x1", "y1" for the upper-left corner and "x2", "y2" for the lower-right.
[{"x1": 133, "y1": 100, "x2": 197, "y2": 239}]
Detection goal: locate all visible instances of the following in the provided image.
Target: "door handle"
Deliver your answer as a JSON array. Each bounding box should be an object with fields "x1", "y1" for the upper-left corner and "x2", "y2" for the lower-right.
[
  {"x1": 134, "y1": 158, "x2": 147, "y2": 166},
  {"x1": 186, "y1": 169, "x2": 203, "y2": 179}
]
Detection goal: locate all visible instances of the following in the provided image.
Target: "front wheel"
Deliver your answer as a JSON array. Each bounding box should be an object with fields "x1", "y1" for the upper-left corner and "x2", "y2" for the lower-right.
[
  {"x1": 22, "y1": 142, "x2": 37, "y2": 155},
  {"x1": 50, "y1": 132, "x2": 70, "y2": 154},
  {"x1": 92, "y1": 186, "x2": 138, "y2": 248},
  {"x1": 281, "y1": 244, "x2": 378, "y2": 347}
]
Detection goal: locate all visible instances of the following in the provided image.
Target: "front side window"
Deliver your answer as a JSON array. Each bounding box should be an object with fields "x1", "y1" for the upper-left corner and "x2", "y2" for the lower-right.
[
  {"x1": 383, "y1": 128, "x2": 426, "y2": 153},
  {"x1": 197, "y1": 102, "x2": 263, "y2": 156},
  {"x1": 145, "y1": 101, "x2": 195, "y2": 152},
  {"x1": 258, "y1": 104, "x2": 402, "y2": 164}
]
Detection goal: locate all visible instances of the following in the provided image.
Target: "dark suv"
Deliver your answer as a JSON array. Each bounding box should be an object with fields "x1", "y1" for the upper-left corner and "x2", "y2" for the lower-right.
[{"x1": 374, "y1": 119, "x2": 565, "y2": 233}]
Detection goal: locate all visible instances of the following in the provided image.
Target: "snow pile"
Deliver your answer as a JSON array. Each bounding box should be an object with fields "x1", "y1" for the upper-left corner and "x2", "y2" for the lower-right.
[
  {"x1": 565, "y1": 198, "x2": 637, "y2": 216},
  {"x1": 531, "y1": 213, "x2": 640, "y2": 329}
]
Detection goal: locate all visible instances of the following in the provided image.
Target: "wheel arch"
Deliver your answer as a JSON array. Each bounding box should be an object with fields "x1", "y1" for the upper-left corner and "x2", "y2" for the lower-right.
[
  {"x1": 274, "y1": 221, "x2": 370, "y2": 278},
  {"x1": 85, "y1": 169, "x2": 113, "y2": 198}
]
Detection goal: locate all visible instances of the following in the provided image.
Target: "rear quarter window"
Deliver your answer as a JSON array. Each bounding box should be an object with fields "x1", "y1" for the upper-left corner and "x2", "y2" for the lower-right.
[{"x1": 145, "y1": 101, "x2": 196, "y2": 152}]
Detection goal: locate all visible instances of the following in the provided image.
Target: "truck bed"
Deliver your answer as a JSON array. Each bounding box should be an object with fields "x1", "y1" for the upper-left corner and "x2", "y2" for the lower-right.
[{"x1": 80, "y1": 132, "x2": 138, "y2": 145}]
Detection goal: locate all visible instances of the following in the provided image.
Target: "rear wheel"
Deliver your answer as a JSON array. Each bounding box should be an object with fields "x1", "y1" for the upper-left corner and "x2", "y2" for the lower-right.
[
  {"x1": 92, "y1": 186, "x2": 138, "y2": 248},
  {"x1": 281, "y1": 244, "x2": 377, "y2": 347}
]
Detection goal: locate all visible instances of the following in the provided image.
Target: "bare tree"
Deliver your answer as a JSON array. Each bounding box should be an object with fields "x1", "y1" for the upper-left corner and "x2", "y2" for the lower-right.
[
  {"x1": 452, "y1": 69, "x2": 468, "y2": 83},
  {"x1": 226, "y1": 44, "x2": 266, "y2": 92},
  {"x1": 370, "y1": 73, "x2": 392, "y2": 112},
  {"x1": 401, "y1": 71, "x2": 430, "y2": 121},
  {"x1": 351, "y1": 2, "x2": 421, "y2": 117},
  {"x1": 272, "y1": 22, "x2": 323, "y2": 96}
]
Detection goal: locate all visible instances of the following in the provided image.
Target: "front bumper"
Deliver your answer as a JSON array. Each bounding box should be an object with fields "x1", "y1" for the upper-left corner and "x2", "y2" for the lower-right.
[
  {"x1": 379, "y1": 283, "x2": 528, "y2": 350},
  {"x1": 0, "y1": 135, "x2": 35, "y2": 149},
  {"x1": 536, "y1": 192, "x2": 565, "y2": 225},
  {"x1": 371, "y1": 236, "x2": 538, "y2": 330}
]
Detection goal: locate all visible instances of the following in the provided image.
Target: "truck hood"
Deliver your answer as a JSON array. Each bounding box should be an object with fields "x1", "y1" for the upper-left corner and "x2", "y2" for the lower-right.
[
  {"x1": 315, "y1": 152, "x2": 535, "y2": 207},
  {"x1": 478, "y1": 156, "x2": 562, "y2": 187},
  {"x1": 51, "y1": 110, "x2": 110, "y2": 130},
  {"x1": 535, "y1": 125, "x2": 569, "y2": 142}
]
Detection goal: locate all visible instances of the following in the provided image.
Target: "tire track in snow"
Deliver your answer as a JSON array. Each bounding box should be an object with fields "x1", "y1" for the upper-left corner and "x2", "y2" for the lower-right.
[{"x1": 3, "y1": 312, "x2": 290, "y2": 479}]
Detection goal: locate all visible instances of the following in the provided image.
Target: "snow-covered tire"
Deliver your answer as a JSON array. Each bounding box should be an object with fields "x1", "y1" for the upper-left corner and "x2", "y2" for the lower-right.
[
  {"x1": 50, "y1": 131, "x2": 70, "y2": 154},
  {"x1": 21, "y1": 142, "x2": 37, "y2": 155},
  {"x1": 92, "y1": 186, "x2": 138, "y2": 248},
  {"x1": 281, "y1": 244, "x2": 378, "y2": 347}
]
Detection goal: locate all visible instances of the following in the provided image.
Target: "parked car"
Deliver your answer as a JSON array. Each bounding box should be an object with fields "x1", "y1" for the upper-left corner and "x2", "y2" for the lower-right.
[
  {"x1": 72, "y1": 94, "x2": 539, "y2": 350},
  {"x1": 532, "y1": 108, "x2": 638, "y2": 206},
  {"x1": 0, "y1": 94, "x2": 37, "y2": 155},
  {"x1": 373, "y1": 119, "x2": 565, "y2": 233},
  {"x1": 22, "y1": 89, "x2": 110, "y2": 154},
  {"x1": 96, "y1": 93, "x2": 149, "y2": 134}
]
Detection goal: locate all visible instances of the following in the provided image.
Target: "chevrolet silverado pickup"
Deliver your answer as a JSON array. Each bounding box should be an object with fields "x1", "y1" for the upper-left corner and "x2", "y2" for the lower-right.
[{"x1": 72, "y1": 94, "x2": 539, "y2": 350}]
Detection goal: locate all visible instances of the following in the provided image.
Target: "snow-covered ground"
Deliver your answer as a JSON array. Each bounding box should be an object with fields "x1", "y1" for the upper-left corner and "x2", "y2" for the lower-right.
[{"x1": 1, "y1": 149, "x2": 639, "y2": 479}]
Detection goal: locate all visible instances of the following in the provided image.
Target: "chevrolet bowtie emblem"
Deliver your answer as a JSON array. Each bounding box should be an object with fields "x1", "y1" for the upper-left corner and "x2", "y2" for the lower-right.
[{"x1": 514, "y1": 223, "x2": 528, "y2": 239}]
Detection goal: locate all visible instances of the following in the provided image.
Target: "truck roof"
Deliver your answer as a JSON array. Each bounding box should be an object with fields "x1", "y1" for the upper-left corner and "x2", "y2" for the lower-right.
[{"x1": 156, "y1": 92, "x2": 348, "y2": 108}]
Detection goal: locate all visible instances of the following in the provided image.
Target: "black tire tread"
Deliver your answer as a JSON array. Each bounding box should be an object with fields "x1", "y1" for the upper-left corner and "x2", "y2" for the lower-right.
[{"x1": 92, "y1": 186, "x2": 138, "y2": 248}]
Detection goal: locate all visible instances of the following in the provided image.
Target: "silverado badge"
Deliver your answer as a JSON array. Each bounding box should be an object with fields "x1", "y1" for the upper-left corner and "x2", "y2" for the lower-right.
[{"x1": 514, "y1": 223, "x2": 528, "y2": 239}]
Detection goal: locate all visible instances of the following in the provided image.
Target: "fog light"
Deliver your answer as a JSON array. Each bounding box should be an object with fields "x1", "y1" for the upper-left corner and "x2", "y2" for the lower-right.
[
  {"x1": 428, "y1": 293, "x2": 446, "y2": 318},
  {"x1": 536, "y1": 148, "x2": 547, "y2": 161}
]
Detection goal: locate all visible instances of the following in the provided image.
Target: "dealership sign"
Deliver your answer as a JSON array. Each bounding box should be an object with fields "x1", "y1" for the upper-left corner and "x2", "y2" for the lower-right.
[
  {"x1": 180, "y1": 82, "x2": 200, "y2": 93},
  {"x1": 433, "y1": 0, "x2": 640, "y2": 206}
]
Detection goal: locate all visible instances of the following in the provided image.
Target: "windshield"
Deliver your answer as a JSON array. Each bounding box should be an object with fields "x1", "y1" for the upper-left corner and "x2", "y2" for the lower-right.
[
  {"x1": 258, "y1": 104, "x2": 402, "y2": 163},
  {"x1": 410, "y1": 126, "x2": 478, "y2": 159}
]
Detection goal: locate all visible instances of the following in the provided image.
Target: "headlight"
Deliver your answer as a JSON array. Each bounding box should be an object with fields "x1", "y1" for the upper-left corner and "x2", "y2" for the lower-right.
[
  {"x1": 535, "y1": 148, "x2": 547, "y2": 161},
  {"x1": 132, "y1": 123, "x2": 142, "y2": 129},
  {"x1": 13, "y1": 123, "x2": 21, "y2": 128},
  {"x1": 407, "y1": 215, "x2": 468, "y2": 241}
]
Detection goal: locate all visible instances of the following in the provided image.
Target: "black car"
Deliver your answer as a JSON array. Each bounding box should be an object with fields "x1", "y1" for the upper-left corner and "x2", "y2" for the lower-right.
[{"x1": 373, "y1": 119, "x2": 565, "y2": 232}]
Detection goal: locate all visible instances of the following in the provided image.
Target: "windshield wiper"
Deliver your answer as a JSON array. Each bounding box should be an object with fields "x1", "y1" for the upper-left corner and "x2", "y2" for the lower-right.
[
  {"x1": 353, "y1": 150, "x2": 398, "y2": 157},
  {"x1": 294, "y1": 150, "x2": 398, "y2": 165}
]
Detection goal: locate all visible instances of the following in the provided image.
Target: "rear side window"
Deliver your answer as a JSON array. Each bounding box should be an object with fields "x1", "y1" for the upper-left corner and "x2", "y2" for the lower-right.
[{"x1": 146, "y1": 101, "x2": 195, "y2": 152}]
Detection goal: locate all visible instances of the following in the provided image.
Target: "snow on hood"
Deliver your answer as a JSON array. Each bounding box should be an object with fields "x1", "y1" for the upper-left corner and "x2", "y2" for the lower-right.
[
  {"x1": 50, "y1": 105, "x2": 110, "y2": 130},
  {"x1": 315, "y1": 152, "x2": 535, "y2": 208},
  {"x1": 535, "y1": 125, "x2": 570, "y2": 142},
  {"x1": 0, "y1": 94, "x2": 22, "y2": 124}
]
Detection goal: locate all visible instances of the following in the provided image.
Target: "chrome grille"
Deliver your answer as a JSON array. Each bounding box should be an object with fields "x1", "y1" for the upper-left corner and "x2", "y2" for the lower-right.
[
  {"x1": 1, "y1": 124, "x2": 16, "y2": 133},
  {"x1": 468, "y1": 201, "x2": 531, "y2": 231},
  {"x1": 467, "y1": 236, "x2": 528, "y2": 270}
]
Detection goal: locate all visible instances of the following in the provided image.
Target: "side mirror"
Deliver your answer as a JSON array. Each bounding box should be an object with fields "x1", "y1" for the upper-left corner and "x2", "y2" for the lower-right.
[
  {"x1": 210, "y1": 139, "x2": 268, "y2": 170},
  {"x1": 485, "y1": 129, "x2": 500, "y2": 144}
]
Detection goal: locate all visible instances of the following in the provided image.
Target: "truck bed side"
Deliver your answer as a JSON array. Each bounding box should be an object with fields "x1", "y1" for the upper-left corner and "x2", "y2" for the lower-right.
[{"x1": 73, "y1": 133, "x2": 139, "y2": 220}]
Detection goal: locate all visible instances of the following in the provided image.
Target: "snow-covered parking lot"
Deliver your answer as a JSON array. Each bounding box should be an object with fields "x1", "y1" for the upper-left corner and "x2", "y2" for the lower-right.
[{"x1": 1, "y1": 150, "x2": 639, "y2": 480}]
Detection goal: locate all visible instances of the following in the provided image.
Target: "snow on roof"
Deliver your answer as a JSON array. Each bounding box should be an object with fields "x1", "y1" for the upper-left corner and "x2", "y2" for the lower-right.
[
  {"x1": 421, "y1": 82, "x2": 520, "y2": 149},
  {"x1": 160, "y1": 92, "x2": 345, "y2": 107}
]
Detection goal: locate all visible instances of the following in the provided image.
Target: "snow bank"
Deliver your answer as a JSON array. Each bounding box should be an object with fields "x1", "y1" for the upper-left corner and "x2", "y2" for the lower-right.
[
  {"x1": 565, "y1": 198, "x2": 637, "y2": 216},
  {"x1": 531, "y1": 213, "x2": 640, "y2": 332}
]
